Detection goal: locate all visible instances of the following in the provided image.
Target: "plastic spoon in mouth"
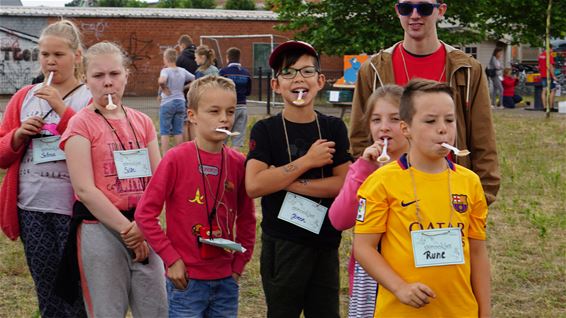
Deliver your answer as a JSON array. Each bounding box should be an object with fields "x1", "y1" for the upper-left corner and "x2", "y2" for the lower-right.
[
  {"x1": 293, "y1": 90, "x2": 305, "y2": 105},
  {"x1": 377, "y1": 138, "x2": 391, "y2": 163},
  {"x1": 46, "y1": 72, "x2": 54, "y2": 86},
  {"x1": 106, "y1": 94, "x2": 117, "y2": 110},
  {"x1": 215, "y1": 128, "x2": 240, "y2": 136},
  {"x1": 441, "y1": 143, "x2": 470, "y2": 157}
]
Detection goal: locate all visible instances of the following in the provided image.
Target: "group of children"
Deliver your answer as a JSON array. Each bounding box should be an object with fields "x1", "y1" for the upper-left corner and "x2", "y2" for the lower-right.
[{"x1": 0, "y1": 19, "x2": 491, "y2": 318}]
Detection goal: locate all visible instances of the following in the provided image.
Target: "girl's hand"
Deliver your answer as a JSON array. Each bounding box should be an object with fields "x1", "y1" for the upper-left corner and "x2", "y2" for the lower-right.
[
  {"x1": 362, "y1": 140, "x2": 382, "y2": 163},
  {"x1": 394, "y1": 282, "x2": 436, "y2": 308},
  {"x1": 14, "y1": 116, "x2": 44, "y2": 142},
  {"x1": 34, "y1": 85, "x2": 66, "y2": 116},
  {"x1": 132, "y1": 241, "x2": 149, "y2": 263},
  {"x1": 120, "y1": 221, "x2": 145, "y2": 249},
  {"x1": 167, "y1": 260, "x2": 188, "y2": 290}
]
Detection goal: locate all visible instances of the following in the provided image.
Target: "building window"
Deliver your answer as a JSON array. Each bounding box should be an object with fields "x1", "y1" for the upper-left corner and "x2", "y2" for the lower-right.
[
  {"x1": 464, "y1": 46, "x2": 478, "y2": 59},
  {"x1": 253, "y1": 43, "x2": 275, "y2": 78}
]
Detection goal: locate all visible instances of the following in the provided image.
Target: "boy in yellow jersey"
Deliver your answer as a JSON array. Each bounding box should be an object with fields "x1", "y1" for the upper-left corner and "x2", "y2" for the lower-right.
[{"x1": 354, "y1": 79, "x2": 491, "y2": 318}]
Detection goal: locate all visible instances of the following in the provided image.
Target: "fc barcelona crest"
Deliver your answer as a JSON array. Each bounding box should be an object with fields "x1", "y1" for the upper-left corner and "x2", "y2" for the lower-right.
[{"x1": 451, "y1": 194, "x2": 468, "y2": 213}]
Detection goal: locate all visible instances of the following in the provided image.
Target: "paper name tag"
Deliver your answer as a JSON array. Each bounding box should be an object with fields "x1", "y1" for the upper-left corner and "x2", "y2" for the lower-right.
[
  {"x1": 411, "y1": 227, "x2": 465, "y2": 268},
  {"x1": 329, "y1": 91, "x2": 340, "y2": 102},
  {"x1": 32, "y1": 136, "x2": 65, "y2": 164},
  {"x1": 199, "y1": 237, "x2": 246, "y2": 253},
  {"x1": 113, "y1": 148, "x2": 152, "y2": 180},
  {"x1": 278, "y1": 192, "x2": 327, "y2": 234}
]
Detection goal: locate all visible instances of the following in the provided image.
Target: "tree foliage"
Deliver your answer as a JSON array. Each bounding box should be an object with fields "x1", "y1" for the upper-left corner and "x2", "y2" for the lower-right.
[
  {"x1": 156, "y1": 0, "x2": 215, "y2": 8},
  {"x1": 225, "y1": 0, "x2": 256, "y2": 10},
  {"x1": 271, "y1": 0, "x2": 566, "y2": 55},
  {"x1": 96, "y1": 0, "x2": 147, "y2": 6}
]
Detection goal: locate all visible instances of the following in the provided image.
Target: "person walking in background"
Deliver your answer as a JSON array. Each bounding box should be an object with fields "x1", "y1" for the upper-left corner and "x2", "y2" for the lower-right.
[
  {"x1": 219, "y1": 47, "x2": 252, "y2": 151},
  {"x1": 195, "y1": 45, "x2": 220, "y2": 79},
  {"x1": 136, "y1": 75, "x2": 256, "y2": 318},
  {"x1": 501, "y1": 67, "x2": 522, "y2": 109},
  {"x1": 158, "y1": 48, "x2": 195, "y2": 154},
  {"x1": 60, "y1": 41, "x2": 167, "y2": 317},
  {"x1": 0, "y1": 19, "x2": 89, "y2": 318},
  {"x1": 488, "y1": 47, "x2": 504, "y2": 108},
  {"x1": 349, "y1": 0, "x2": 500, "y2": 206},
  {"x1": 246, "y1": 40, "x2": 352, "y2": 318},
  {"x1": 176, "y1": 34, "x2": 198, "y2": 75},
  {"x1": 328, "y1": 85, "x2": 409, "y2": 318},
  {"x1": 538, "y1": 43, "x2": 558, "y2": 110},
  {"x1": 355, "y1": 79, "x2": 491, "y2": 318}
]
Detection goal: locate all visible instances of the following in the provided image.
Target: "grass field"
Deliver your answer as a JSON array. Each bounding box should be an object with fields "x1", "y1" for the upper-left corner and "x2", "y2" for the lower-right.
[{"x1": 0, "y1": 109, "x2": 565, "y2": 317}]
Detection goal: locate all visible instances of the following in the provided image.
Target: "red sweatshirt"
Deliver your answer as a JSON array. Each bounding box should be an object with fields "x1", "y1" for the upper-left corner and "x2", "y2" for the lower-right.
[{"x1": 135, "y1": 141, "x2": 256, "y2": 279}]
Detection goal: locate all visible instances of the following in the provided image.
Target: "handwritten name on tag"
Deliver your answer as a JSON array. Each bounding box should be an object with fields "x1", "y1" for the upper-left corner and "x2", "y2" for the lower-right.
[
  {"x1": 411, "y1": 228, "x2": 464, "y2": 268},
  {"x1": 278, "y1": 192, "x2": 327, "y2": 234},
  {"x1": 113, "y1": 148, "x2": 152, "y2": 180},
  {"x1": 32, "y1": 136, "x2": 66, "y2": 164}
]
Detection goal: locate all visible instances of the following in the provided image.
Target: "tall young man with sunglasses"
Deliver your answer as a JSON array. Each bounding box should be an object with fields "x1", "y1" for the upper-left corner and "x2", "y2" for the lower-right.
[{"x1": 350, "y1": 0, "x2": 500, "y2": 206}]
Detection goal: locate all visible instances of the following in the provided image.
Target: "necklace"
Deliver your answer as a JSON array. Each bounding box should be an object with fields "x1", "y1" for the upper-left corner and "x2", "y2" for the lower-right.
[{"x1": 400, "y1": 45, "x2": 446, "y2": 83}]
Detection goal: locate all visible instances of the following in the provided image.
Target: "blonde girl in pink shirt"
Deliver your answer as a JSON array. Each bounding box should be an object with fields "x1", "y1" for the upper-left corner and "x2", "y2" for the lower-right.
[
  {"x1": 60, "y1": 42, "x2": 167, "y2": 317},
  {"x1": 328, "y1": 85, "x2": 409, "y2": 318}
]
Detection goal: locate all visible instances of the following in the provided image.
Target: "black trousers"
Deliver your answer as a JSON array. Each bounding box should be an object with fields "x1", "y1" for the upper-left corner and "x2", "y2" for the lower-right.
[{"x1": 260, "y1": 232, "x2": 340, "y2": 318}]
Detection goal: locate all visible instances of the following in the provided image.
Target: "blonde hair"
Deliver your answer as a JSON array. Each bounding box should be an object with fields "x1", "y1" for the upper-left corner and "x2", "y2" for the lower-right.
[
  {"x1": 362, "y1": 85, "x2": 404, "y2": 141},
  {"x1": 196, "y1": 45, "x2": 216, "y2": 72},
  {"x1": 84, "y1": 41, "x2": 130, "y2": 73},
  {"x1": 39, "y1": 19, "x2": 84, "y2": 80},
  {"x1": 164, "y1": 48, "x2": 178, "y2": 64},
  {"x1": 188, "y1": 75, "x2": 236, "y2": 111}
]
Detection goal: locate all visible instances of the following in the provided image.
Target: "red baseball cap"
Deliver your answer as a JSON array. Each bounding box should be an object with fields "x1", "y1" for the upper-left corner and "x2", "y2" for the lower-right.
[{"x1": 268, "y1": 40, "x2": 320, "y2": 70}]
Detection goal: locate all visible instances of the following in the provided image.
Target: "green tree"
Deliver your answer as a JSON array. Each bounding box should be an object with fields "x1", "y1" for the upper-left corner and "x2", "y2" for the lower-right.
[
  {"x1": 65, "y1": 0, "x2": 83, "y2": 6},
  {"x1": 192, "y1": 0, "x2": 215, "y2": 9},
  {"x1": 271, "y1": 0, "x2": 566, "y2": 55},
  {"x1": 225, "y1": 0, "x2": 255, "y2": 10}
]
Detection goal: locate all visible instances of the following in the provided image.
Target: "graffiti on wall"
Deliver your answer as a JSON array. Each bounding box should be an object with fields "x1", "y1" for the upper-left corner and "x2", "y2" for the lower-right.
[
  {"x1": 80, "y1": 21, "x2": 110, "y2": 40},
  {"x1": 124, "y1": 33, "x2": 153, "y2": 92},
  {"x1": 0, "y1": 27, "x2": 39, "y2": 94}
]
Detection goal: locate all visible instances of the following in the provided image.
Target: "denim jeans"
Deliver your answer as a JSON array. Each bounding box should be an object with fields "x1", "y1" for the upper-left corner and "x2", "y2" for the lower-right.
[
  {"x1": 167, "y1": 276, "x2": 239, "y2": 318},
  {"x1": 159, "y1": 98, "x2": 186, "y2": 136}
]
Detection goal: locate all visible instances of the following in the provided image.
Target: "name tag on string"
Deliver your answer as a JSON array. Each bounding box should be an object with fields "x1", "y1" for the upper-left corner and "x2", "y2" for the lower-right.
[
  {"x1": 113, "y1": 148, "x2": 152, "y2": 180},
  {"x1": 32, "y1": 136, "x2": 66, "y2": 164},
  {"x1": 411, "y1": 227, "x2": 465, "y2": 268},
  {"x1": 278, "y1": 192, "x2": 327, "y2": 234}
]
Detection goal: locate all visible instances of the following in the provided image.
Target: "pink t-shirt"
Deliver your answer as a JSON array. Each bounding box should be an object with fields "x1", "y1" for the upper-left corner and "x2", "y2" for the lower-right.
[{"x1": 61, "y1": 107, "x2": 157, "y2": 211}]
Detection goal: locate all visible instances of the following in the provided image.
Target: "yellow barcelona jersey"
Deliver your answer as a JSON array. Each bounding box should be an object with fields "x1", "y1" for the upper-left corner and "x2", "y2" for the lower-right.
[{"x1": 355, "y1": 154, "x2": 488, "y2": 318}]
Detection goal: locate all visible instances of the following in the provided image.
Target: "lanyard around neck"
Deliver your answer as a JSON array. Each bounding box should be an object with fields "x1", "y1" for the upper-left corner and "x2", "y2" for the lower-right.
[
  {"x1": 195, "y1": 141, "x2": 225, "y2": 234},
  {"x1": 281, "y1": 112, "x2": 324, "y2": 178},
  {"x1": 400, "y1": 45, "x2": 446, "y2": 83},
  {"x1": 407, "y1": 154, "x2": 456, "y2": 227},
  {"x1": 95, "y1": 106, "x2": 141, "y2": 151},
  {"x1": 40, "y1": 83, "x2": 85, "y2": 120}
]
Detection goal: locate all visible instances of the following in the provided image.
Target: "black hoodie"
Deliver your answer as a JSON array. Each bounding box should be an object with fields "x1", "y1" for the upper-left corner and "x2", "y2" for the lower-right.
[{"x1": 176, "y1": 44, "x2": 198, "y2": 74}]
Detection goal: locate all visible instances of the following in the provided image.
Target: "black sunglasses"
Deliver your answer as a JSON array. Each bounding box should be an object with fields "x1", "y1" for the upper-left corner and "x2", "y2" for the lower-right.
[{"x1": 397, "y1": 2, "x2": 441, "y2": 16}]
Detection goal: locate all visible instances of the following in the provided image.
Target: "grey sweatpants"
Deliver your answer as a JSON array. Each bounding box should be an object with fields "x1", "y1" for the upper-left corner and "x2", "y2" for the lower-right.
[{"x1": 78, "y1": 222, "x2": 167, "y2": 318}]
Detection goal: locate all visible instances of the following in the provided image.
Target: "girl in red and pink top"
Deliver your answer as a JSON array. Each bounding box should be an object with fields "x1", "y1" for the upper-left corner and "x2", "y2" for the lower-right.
[
  {"x1": 135, "y1": 75, "x2": 256, "y2": 317},
  {"x1": 0, "y1": 20, "x2": 90, "y2": 318},
  {"x1": 501, "y1": 68, "x2": 522, "y2": 109},
  {"x1": 329, "y1": 85, "x2": 409, "y2": 318},
  {"x1": 60, "y1": 41, "x2": 167, "y2": 317}
]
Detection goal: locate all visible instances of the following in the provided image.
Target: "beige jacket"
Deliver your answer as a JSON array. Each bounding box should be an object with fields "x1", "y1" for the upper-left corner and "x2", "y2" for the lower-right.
[{"x1": 349, "y1": 41, "x2": 500, "y2": 205}]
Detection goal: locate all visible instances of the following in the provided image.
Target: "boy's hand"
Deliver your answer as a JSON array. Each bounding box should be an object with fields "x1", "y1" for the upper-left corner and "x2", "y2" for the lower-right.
[
  {"x1": 168, "y1": 260, "x2": 188, "y2": 290},
  {"x1": 120, "y1": 221, "x2": 145, "y2": 249},
  {"x1": 361, "y1": 140, "x2": 383, "y2": 164},
  {"x1": 394, "y1": 282, "x2": 436, "y2": 308},
  {"x1": 132, "y1": 241, "x2": 149, "y2": 263},
  {"x1": 305, "y1": 139, "x2": 335, "y2": 168},
  {"x1": 232, "y1": 272, "x2": 240, "y2": 283}
]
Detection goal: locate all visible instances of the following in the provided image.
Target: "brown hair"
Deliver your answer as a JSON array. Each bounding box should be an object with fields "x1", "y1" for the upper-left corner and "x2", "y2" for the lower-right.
[
  {"x1": 178, "y1": 35, "x2": 193, "y2": 47},
  {"x1": 503, "y1": 67, "x2": 512, "y2": 76},
  {"x1": 226, "y1": 47, "x2": 240, "y2": 63},
  {"x1": 164, "y1": 48, "x2": 178, "y2": 64},
  {"x1": 39, "y1": 19, "x2": 84, "y2": 80},
  {"x1": 187, "y1": 75, "x2": 236, "y2": 111},
  {"x1": 196, "y1": 45, "x2": 216, "y2": 72},
  {"x1": 361, "y1": 85, "x2": 404, "y2": 140},
  {"x1": 400, "y1": 79, "x2": 454, "y2": 124}
]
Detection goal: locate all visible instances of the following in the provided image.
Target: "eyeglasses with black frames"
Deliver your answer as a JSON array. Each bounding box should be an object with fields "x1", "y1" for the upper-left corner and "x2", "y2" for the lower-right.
[{"x1": 277, "y1": 66, "x2": 318, "y2": 79}]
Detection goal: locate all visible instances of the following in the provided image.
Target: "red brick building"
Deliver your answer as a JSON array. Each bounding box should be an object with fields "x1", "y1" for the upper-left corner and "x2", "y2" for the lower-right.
[{"x1": 1, "y1": 6, "x2": 342, "y2": 96}]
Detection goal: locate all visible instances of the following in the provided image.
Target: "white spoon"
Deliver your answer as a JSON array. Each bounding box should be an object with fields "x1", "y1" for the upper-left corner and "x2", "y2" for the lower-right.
[
  {"x1": 377, "y1": 138, "x2": 391, "y2": 163},
  {"x1": 46, "y1": 72, "x2": 54, "y2": 86},
  {"x1": 215, "y1": 128, "x2": 240, "y2": 136},
  {"x1": 106, "y1": 94, "x2": 117, "y2": 110},
  {"x1": 293, "y1": 90, "x2": 305, "y2": 105},
  {"x1": 441, "y1": 143, "x2": 470, "y2": 157}
]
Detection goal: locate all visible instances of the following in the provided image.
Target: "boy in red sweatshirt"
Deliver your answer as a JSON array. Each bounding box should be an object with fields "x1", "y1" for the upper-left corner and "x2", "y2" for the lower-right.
[
  {"x1": 502, "y1": 68, "x2": 523, "y2": 108},
  {"x1": 135, "y1": 75, "x2": 256, "y2": 317}
]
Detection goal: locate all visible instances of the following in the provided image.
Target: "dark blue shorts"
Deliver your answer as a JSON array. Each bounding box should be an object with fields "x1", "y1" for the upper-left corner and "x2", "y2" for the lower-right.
[{"x1": 540, "y1": 77, "x2": 556, "y2": 89}]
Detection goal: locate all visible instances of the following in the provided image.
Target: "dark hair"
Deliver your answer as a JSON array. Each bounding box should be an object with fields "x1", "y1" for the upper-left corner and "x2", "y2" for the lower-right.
[
  {"x1": 178, "y1": 35, "x2": 193, "y2": 47},
  {"x1": 272, "y1": 49, "x2": 320, "y2": 77},
  {"x1": 226, "y1": 47, "x2": 240, "y2": 63},
  {"x1": 492, "y1": 47, "x2": 504, "y2": 56},
  {"x1": 400, "y1": 79, "x2": 454, "y2": 124}
]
